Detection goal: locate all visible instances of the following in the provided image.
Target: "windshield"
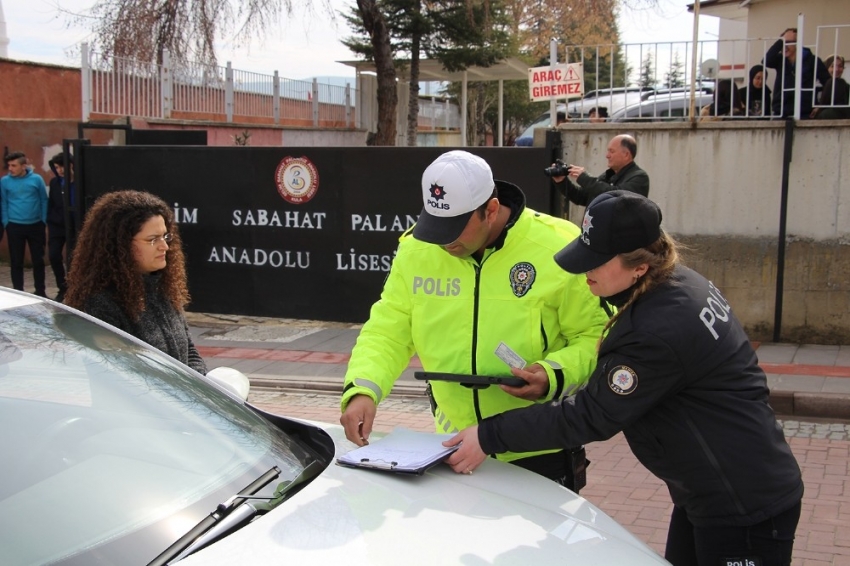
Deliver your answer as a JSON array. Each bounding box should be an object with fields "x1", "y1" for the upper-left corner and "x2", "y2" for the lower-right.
[{"x1": 0, "y1": 296, "x2": 322, "y2": 565}]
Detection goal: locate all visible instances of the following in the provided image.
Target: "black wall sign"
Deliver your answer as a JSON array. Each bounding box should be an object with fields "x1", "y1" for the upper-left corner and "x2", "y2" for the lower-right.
[
  {"x1": 128, "y1": 129, "x2": 208, "y2": 146},
  {"x1": 81, "y1": 146, "x2": 552, "y2": 322}
]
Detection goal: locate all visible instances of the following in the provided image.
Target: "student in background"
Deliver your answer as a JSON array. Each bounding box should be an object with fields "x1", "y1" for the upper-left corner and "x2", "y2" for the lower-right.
[
  {"x1": 1, "y1": 152, "x2": 48, "y2": 297},
  {"x1": 741, "y1": 65, "x2": 772, "y2": 117},
  {"x1": 47, "y1": 152, "x2": 74, "y2": 302}
]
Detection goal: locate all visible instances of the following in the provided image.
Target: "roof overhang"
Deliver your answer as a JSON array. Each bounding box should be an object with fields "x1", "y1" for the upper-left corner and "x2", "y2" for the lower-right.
[
  {"x1": 339, "y1": 56, "x2": 531, "y2": 82},
  {"x1": 688, "y1": 0, "x2": 750, "y2": 20}
]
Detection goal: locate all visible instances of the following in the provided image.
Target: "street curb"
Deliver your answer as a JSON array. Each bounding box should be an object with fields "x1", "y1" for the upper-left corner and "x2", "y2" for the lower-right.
[
  {"x1": 249, "y1": 376, "x2": 850, "y2": 420},
  {"x1": 770, "y1": 391, "x2": 850, "y2": 420},
  {"x1": 249, "y1": 375, "x2": 428, "y2": 399}
]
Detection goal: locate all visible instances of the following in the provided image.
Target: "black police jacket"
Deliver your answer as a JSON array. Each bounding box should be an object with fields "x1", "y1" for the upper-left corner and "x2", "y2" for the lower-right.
[{"x1": 479, "y1": 265, "x2": 803, "y2": 527}]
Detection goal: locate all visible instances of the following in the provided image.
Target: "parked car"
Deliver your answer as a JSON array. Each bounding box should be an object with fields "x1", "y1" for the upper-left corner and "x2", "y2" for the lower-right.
[
  {"x1": 515, "y1": 84, "x2": 715, "y2": 145},
  {"x1": 566, "y1": 87, "x2": 647, "y2": 118},
  {"x1": 0, "y1": 288, "x2": 670, "y2": 565},
  {"x1": 609, "y1": 91, "x2": 715, "y2": 122}
]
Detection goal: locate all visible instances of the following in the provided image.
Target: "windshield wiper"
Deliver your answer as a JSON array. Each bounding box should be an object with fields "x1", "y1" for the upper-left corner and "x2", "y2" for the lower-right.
[
  {"x1": 146, "y1": 466, "x2": 281, "y2": 566},
  {"x1": 147, "y1": 461, "x2": 325, "y2": 565}
]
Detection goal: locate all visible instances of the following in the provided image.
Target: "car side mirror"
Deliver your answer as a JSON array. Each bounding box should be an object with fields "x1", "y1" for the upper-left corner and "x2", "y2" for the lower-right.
[{"x1": 206, "y1": 366, "x2": 251, "y2": 401}]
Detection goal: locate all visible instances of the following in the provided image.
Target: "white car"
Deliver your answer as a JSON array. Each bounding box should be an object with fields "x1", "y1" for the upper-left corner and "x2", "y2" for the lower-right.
[
  {"x1": 0, "y1": 288, "x2": 669, "y2": 565},
  {"x1": 609, "y1": 91, "x2": 715, "y2": 122}
]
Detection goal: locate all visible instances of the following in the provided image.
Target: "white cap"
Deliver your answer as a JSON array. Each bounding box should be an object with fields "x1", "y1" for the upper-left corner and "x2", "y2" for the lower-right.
[{"x1": 412, "y1": 151, "x2": 495, "y2": 245}]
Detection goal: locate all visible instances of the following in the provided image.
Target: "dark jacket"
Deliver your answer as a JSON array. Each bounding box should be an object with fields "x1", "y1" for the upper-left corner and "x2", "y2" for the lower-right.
[
  {"x1": 815, "y1": 77, "x2": 850, "y2": 119},
  {"x1": 559, "y1": 161, "x2": 650, "y2": 206},
  {"x1": 764, "y1": 38, "x2": 830, "y2": 117},
  {"x1": 47, "y1": 160, "x2": 74, "y2": 231},
  {"x1": 84, "y1": 273, "x2": 207, "y2": 374},
  {"x1": 479, "y1": 265, "x2": 803, "y2": 527}
]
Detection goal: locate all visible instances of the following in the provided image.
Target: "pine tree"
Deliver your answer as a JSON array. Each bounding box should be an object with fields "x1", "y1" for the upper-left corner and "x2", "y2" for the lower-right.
[
  {"x1": 664, "y1": 52, "x2": 685, "y2": 89},
  {"x1": 638, "y1": 52, "x2": 656, "y2": 89}
]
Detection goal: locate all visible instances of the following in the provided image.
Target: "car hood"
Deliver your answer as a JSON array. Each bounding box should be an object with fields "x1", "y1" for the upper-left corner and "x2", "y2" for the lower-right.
[{"x1": 179, "y1": 422, "x2": 668, "y2": 565}]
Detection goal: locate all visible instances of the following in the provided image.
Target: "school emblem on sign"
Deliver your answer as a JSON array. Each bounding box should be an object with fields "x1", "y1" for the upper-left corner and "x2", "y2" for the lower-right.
[
  {"x1": 509, "y1": 262, "x2": 536, "y2": 298},
  {"x1": 275, "y1": 156, "x2": 319, "y2": 204},
  {"x1": 608, "y1": 365, "x2": 638, "y2": 395}
]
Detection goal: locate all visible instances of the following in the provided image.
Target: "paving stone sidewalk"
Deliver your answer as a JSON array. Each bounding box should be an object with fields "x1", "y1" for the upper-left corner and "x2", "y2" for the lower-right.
[{"x1": 249, "y1": 389, "x2": 850, "y2": 565}]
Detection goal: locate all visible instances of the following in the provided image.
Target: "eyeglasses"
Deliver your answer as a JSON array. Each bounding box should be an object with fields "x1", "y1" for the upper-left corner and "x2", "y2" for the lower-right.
[{"x1": 136, "y1": 233, "x2": 173, "y2": 247}]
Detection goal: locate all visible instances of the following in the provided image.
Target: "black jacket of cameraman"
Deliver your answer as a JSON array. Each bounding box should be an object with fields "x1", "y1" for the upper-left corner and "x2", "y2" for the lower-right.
[
  {"x1": 478, "y1": 265, "x2": 803, "y2": 528},
  {"x1": 557, "y1": 161, "x2": 650, "y2": 206}
]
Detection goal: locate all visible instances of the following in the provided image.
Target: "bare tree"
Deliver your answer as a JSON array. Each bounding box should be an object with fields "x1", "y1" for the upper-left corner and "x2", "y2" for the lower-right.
[{"x1": 70, "y1": 0, "x2": 331, "y2": 67}]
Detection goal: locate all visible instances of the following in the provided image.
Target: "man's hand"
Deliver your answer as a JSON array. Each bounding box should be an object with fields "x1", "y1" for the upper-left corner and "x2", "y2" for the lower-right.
[
  {"x1": 499, "y1": 363, "x2": 549, "y2": 401},
  {"x1": 443, "y1": 426, "x2": 487, "y2": 474},
  {"x1": 340, "y1": 394, "x2": 377, "y2": 446},
  {"x1": 567, "y1": 165, "x2": 584, "y2": 181}
]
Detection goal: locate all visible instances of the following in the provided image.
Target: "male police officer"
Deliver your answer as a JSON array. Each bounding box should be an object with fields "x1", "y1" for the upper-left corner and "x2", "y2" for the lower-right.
[{"x1": 340, "y1": 150, "x2": 608, "y2": 488}]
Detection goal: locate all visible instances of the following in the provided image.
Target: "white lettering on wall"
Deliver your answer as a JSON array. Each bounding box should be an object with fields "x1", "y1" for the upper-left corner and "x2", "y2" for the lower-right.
[
  {"x1": 231, "y1": 210, "x2": 326, "y2": 229},
  {"x1": 335, "y1": 248, "x2": 396, "y2": 272},
  {"x1": 173, "y1": 202, "x2": 198, "y2": 224},
  {"x1": 350, "y1": 214, "x2": 418, "y2": 232},
  {"x1": 207, "y1": 247, "x2": 310, "y2": 268}
]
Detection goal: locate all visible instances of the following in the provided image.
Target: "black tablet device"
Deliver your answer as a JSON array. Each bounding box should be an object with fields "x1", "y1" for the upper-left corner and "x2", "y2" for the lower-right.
[{"x1": 414, "y1": 371, "x2": 526, "y2": 388}]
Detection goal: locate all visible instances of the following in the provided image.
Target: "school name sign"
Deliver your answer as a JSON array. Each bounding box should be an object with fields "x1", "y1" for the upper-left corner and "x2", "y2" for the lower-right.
[{"x1": 528, "y1": 63, "x2": 584, "y2": 101}]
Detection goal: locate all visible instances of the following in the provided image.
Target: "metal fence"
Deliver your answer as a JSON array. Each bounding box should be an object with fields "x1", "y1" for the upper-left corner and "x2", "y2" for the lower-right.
[
  {"x1": 81, "y1": 43, "x2": 357, "y2": 128},
  {"x1": 418, "y1": 97, "x2": 461, "y2": 130},
  {"x1": 559, "y1": 19, "x2": 848, "y2": 122}
]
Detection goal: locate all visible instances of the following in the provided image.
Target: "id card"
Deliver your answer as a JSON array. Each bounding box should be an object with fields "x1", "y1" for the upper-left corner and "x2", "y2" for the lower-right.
[{"x1": 495, "y1": 342, "x2": 526, "y2": 369}]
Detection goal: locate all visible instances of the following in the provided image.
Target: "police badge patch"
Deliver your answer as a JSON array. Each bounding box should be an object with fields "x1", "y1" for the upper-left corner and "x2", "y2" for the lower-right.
[
  {"x1": 608, "y1": 365, "x2": 638, "y2": 395},
  {"x1": 509, "y1": 262, "x2": 536, "y2": 297}
]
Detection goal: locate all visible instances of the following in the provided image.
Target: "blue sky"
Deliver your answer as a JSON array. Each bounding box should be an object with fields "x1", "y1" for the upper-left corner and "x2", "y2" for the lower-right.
[{"x1": 1, "y1": 0, "x2": 718, "y2": 81}]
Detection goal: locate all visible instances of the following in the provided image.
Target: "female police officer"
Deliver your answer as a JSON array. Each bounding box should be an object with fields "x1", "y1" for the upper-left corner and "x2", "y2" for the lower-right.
[{"x1": 445, "y1": 191, "x2": 803, "y2": 565}]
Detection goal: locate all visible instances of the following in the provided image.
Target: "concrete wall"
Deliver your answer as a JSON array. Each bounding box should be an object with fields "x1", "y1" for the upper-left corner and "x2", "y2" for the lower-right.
[
  {"x1": 748, "y1": 1, "x2": 848, "y2": 54},
  {"x1": 554, "y1": 120, "x2": 850, "y2": 343}
]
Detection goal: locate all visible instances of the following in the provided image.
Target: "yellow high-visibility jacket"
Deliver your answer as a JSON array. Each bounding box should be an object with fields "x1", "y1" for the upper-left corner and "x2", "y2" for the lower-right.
[{"x1": 342, "y1": 183, "x2": 608, "y2": 462}]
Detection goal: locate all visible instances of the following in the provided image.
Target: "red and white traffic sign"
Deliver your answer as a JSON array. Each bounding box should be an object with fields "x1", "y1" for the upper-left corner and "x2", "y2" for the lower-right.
[{"x1": 528, "y1": 63, "x2": 584, "y2": 101}]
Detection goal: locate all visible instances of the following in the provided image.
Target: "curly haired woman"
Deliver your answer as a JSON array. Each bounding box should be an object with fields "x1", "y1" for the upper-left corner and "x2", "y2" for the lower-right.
[{"x1": 64, "y1": 190, "x2": 207, "y2": 374}]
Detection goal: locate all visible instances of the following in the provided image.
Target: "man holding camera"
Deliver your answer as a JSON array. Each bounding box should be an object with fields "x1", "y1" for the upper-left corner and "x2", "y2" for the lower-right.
[{"x1": 551, "y1": 134, "x2": 649, "y2": 206}]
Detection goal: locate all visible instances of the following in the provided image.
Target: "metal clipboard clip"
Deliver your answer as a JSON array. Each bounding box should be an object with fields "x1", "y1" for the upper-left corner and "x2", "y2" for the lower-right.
[{"x1": 359, "y1": 458, "x2": 399, "y2": 471}]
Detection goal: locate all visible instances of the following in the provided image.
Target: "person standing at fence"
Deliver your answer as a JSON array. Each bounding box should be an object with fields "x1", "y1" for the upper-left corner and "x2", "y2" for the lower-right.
[
  {"x1": 339, "y1": 150, "x2": 608, "y2": 491},
  {"x1": 444, "y1": 190, "x2": 803, "y2": 566},
  {"x1": 1, "y1": 152, "x2": 48, "y2": 297},
  {"x1": 699, "y1": 79, "x2": 745, "y2": 121},
  {"x1": 47, "y1": 152, "x2": 74, "y2": 302},
  {"x1": 764, "y1": 27, "x2": 830, "y2": 118},
  {"x1": 551, "y1": 134, "x2": 650, "y2": 206},
  {"x1": 64, "y1": 190, "x2": 207, "y2": 374},
  {"x1": 741, "y1": 65, "x2": 772, "y2": 117},
  {"x1": 588, "y1": 106, "x2": 608, "y2": 123},
  {"x1": 812, "y1": 55, "x2": 850, "y2": 119}
]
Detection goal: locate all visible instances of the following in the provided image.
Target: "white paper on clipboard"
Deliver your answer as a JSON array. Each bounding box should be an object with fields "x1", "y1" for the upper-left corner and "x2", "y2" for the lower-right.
[{"x1": 336, "y1": 428, "x2": 458, "y2": 475}]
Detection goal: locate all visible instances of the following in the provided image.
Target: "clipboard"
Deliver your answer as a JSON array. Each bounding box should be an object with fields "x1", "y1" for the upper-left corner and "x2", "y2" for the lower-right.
[
  {"x1": 336, "y1": 428, "x2": 459, "y2": 475},
  {"x1": 414, "y1": 371, "x2": 526, "y2": 388}
]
